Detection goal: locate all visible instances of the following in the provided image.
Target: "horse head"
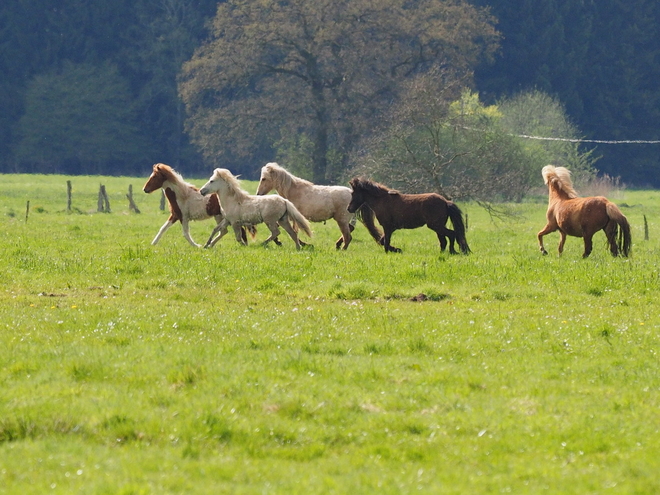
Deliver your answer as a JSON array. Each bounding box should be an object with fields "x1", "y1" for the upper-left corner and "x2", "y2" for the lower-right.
[
  {"x1": 199, "y1": 168, "x2": 222, "y2": 196},
  {"x1": 256, "y1": 163, "x2": 277, "y2": 195},
  {"x1": 143, "y1": 163, "x2": 171, "y2": 193},
  {"x1": 347, "y1": 177, "x2": 367, "y2": 213}
]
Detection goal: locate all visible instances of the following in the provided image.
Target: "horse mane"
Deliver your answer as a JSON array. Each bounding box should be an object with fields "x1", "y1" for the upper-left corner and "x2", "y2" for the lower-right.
[
  {"x1": 154, "y1": 163, "x2": 198, "y2": 191},
  {"x1": 213, "y1": 168, "x2": 249, "y2": 203},
  {"x1": 264, "y1": 162, "x2": 312, "y2": 194},
  {"x1": 542, "y1": 165, "x2": 578, "y2": 199},
  {"x1": 349, "y1": 177, "x2": 398, "y2": 197}
]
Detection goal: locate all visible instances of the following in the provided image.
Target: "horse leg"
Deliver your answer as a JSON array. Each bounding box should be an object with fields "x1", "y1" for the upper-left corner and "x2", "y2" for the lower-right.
[
  {"x1": 557, "y1": 231, "x2": 568, "y2": 255},
  {"x1": 605, "y1": 222, "x2": 619, "y2": 256},
  {"x1": 537, "y1": 223, "x2": 556, "y2": 255},
  {"x1": 205, "y1": 219, "x2": 230, "y2": 248},
  {"x1": 151, "y1": 218, "x2": 175, "y2": 245},
  {"x1": 181, "y1": 219, "x2": 201, "y2": 248},
  {"x1": 233, "y1": 224, "x2": 248, "y2": 246},
  {"x1": 279, "y1": 219, "x2": 302, "y2": 250},
  {"x1": 581, "y1": 233, "x2": 594, "y2": 258},
  {"x1": 383, "y1": 229, "x2": 401, "y2": 253},
  {"x1": 438, "y1": 236, "x2": 448, "y2": 252},
  {"x1": 336, "y1": 220, "x2": 353, "y2": 250},
  {"x1": 262, "y1": 222, "x2": 283, "y2": 247}
]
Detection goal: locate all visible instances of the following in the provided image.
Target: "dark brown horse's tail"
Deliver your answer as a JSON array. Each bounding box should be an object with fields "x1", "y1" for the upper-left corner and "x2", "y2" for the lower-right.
[
  {"x1": 355, "y1": 205, "x2": 384, "y2": 245},
  {"x1": 447, "y1": 202, "x2": 471, "y2": 254},
  {"x1": 606, "y1": 203, "x2": 632, "y2": 257}
]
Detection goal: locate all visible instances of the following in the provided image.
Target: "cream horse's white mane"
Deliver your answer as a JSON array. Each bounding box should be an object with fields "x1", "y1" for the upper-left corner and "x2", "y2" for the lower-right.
[
  {"x1": 263, "y1": 162, "x2": 312, "y2": 195},
  {"x1": 211, "y1": 168, "x2": 249, "y2": 202},
  {"x1": 542, "y1": 165, "x2": 578, "y2": 199}
]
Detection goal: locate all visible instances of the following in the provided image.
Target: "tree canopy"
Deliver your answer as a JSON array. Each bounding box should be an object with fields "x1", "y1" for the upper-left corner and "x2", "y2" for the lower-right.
[
  {"x1": 179, "y1": 0, "x2": 499, "y2": 183},
  {"x1": 2, "y1": 0, "x2": 660, "y2": 186}
]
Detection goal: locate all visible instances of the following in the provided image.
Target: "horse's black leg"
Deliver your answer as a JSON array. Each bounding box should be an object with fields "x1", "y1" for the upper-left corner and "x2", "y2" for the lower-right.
[
  {"x1": 383, "y1": 230, "x2": 401, "y2": 253},
  {"x1": 431, "y1": 225, "x2": 456, "y2": 254}
]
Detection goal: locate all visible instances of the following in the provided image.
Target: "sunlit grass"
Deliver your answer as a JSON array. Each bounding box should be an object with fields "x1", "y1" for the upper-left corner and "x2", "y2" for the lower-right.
[{"x1": 1, "y1": 174, "x2": 659, "y2": 493}]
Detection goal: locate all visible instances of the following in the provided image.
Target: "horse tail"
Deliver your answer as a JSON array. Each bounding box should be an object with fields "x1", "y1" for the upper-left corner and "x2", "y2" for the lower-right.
[
  {"x1": 355, "y1": 205, "x2": 384, "y2": 245},
  {"x1": 447, "y1": 202, "x2": 471, "y2": 254},
  {"x1": 246, "y1": 224, "x2": 258, "y2": 239},
  {"x1": 606, "y1": 202, "x2": 632, "y2": 257},
  {"x1": 285, "y1": 200, "x2": 313, "y2": 238}
]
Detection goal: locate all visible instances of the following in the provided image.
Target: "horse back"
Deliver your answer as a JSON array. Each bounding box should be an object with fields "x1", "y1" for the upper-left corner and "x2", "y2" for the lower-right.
[
  {"x1": 554, "y1": 196, "x2": 610, "y2": 236},
  {"x1": 376, "y1": 192, "x2": 443, "y2": 228}
]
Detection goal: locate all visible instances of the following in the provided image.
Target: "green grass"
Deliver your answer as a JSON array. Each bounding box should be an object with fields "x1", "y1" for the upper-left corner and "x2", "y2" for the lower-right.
[{"x1": 1, "y1": 173, "x2": 660, "y2": 493}]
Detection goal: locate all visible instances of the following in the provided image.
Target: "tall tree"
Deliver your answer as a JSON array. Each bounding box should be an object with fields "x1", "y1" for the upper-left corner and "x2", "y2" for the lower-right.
[{"x1": 179, "y1": 0, "x2": 500, "y2": 183}]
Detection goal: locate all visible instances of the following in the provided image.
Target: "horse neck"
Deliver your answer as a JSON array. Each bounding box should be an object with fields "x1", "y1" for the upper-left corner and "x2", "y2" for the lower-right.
[
  {"x1": 548, "y1": 184, "x2": 573, "y2": 204},
  {"x1": 273, "y1": 172, "x2": 297, "y2": 197},
  {"x1": 221, "y1": 182, "x2": 249, "y2": 205},
  {"x1": 163, "y1": 177, "x2": 197, "y2": 200}
]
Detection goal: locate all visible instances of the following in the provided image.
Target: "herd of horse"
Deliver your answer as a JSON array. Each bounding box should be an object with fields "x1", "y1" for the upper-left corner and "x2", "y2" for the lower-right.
[{"x1": 142, "y1": 162, "x2": 632, "y2": 258}]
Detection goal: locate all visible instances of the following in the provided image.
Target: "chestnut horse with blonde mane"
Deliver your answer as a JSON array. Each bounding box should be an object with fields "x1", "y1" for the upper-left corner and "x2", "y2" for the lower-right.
[
  {"x1": 256, "y1": 162, "x2": 383, "y2": 249},
  {"x1": 142, "y1": 163, "x2": 255, "y2": 247},
  {"x1": 537, "y1": 165, "x2": 631, "y2": 258},
  {"x1": 347, "y1": 177, "x2": 470, "y2": 254}
]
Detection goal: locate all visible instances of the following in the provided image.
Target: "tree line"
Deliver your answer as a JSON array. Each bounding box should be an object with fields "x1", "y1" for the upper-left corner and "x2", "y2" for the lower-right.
[{"x1": 1, "y1": 0, "x2": 659, "y2": 188}]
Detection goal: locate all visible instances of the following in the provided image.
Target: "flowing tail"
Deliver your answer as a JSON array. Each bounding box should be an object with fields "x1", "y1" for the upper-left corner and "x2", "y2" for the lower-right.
[
  {"x1": 447, "y1": 202, "x2": 471, "y2": 254},
  {"x1": 606, "y1": 203, "x2": 632, "y2": 257},
  {"x1": 285, "y1": 200, "x2": 313, "y2": 238},
  {"x1": 355, "y1": 205, "x2": 384, "y2": 245}
]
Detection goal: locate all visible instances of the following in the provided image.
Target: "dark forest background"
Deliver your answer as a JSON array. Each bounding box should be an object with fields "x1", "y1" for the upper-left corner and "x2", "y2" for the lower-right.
[{"x1": 1, "y1": 0, "x2": 659, "y2": 185}]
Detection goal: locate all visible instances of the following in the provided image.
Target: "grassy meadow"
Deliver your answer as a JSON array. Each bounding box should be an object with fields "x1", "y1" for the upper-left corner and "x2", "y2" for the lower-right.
[{"x1": 1, "y1": 173, "x2": 659, "y2": 494}]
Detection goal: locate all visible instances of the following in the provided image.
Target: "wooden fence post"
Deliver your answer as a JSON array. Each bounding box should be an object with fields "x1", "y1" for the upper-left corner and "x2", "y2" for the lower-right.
[
  {"x1": 644, "y1": 214, "x2": 649, "y2": 241},
  {"x1": 160, "y1": 190, "x2": 166, "y2": 210},
  {"x1": 126, "y1": 184, "x2": 141, "y2": 213},
  {"x1": 97, "y1": 184, "x2": 111, "y2": 213},
  {"x1": 67, "y1": 180, "x2": 72, "y2": 212},
  {"x1": 25, "y1": 200, "x2": 30, "y2": 222}
]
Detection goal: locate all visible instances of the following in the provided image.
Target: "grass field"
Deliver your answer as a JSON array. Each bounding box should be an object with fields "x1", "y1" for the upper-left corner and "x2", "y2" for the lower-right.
[{"x1": 1, "y1": 173, "x2": 659, "y2": 494}]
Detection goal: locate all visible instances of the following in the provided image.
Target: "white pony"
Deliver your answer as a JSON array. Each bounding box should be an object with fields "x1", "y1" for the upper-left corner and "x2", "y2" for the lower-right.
[
  {"x1": 200, "y1": 168, "x2": 312, "y2": 249},
  {"x1": 142, "y1": 163, "x2": 255, "y2": 247},
  {"x1": 257, "y1": 162, "x2": 382, "y2": 249}
]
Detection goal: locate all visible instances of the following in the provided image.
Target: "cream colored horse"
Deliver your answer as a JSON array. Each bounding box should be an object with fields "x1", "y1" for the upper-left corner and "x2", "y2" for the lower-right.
[
  {"x1": 257, "y1": 162, "x2": 383, "y2": 249},
  {"x1": 537, "y1": 165, "x2": 631, "y2": 258},
  {"x1": 200, "y1": 168, "x2": 312, "y2": 249}
]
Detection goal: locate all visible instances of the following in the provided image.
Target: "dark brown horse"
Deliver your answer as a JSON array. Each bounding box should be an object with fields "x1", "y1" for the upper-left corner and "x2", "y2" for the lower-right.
[
  {"x1": 537, "y1": 165, "x2": 631, "y2": 258},
  {"x1": 347, "y1": 178, "x2": 470, "y2": 254}
]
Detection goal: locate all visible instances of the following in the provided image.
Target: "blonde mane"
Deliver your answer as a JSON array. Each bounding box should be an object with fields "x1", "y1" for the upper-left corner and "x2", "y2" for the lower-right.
[
  {"x1": 263, "y1": 162, "x2": 311, "y2": 196},
  {"x1": 542, "y1": 165, "x2": 578, "y2": 199},
  {"x1": 212, "y1": 168, "x2": 249, "y2": 203}
]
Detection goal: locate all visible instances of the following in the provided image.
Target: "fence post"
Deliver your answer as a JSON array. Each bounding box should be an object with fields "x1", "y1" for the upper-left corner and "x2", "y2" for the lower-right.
[
  {"x1": 98, "y1": 184, "x2": 111, "y2": 213},
  {"x1": 126, "y1": 184, "x2": 141, "y2": 213},
  {"x1": 67, "y1": 180, "x2": 72, "y2": 212}
]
